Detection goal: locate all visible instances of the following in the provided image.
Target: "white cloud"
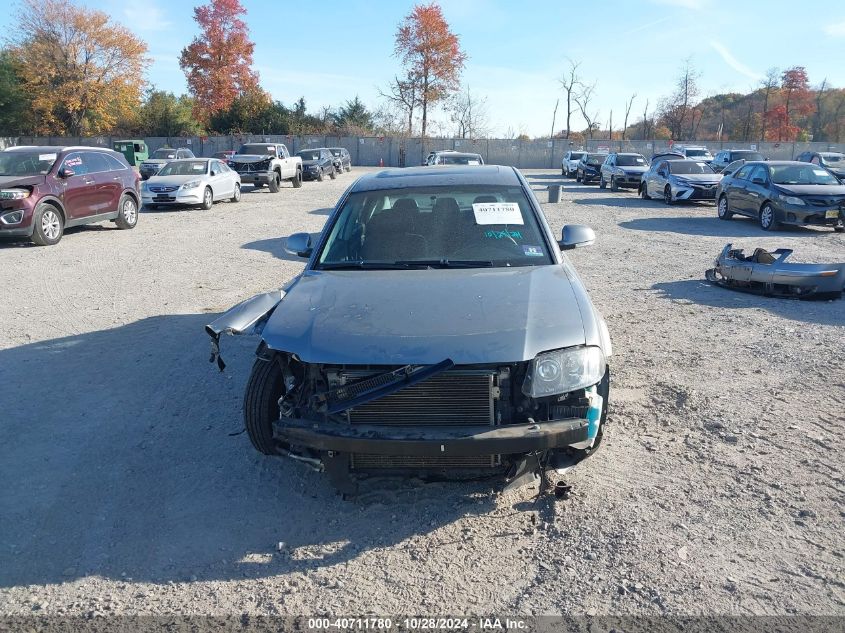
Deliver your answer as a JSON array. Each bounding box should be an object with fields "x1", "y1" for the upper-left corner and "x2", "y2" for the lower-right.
[
  {"x1": 651, "y1": 0, "x2": 706, "y2": 9},
  {"x1": 124, "y1": 3, "x2": 171, "y2": 32},
  {"x1": 624, "y1": 16, "x2": 672, "y2": 36},
  {"x1": 709, "y1": 41, "x2": 761, "y2": 81},
  {"x1": 823, "y1": 21, "x2": 845, "y2": 37}
]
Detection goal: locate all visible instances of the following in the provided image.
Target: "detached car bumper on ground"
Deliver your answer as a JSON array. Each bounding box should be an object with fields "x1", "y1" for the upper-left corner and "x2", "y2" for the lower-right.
[{"x1": 206, "y1": 165, "x2": 612, "y2": 492}]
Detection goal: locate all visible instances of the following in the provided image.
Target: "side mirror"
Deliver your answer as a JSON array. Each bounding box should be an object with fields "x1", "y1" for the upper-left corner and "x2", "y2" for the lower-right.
[
  {"x1": 285, "y1": 232, "x2": 313, "y2": 258},
  {"x1": 58, "y1": 167, "x2": 75, "y2": 178},
  {"x1": 559, "y1": 224, "x2": 596, "y2": 250}
]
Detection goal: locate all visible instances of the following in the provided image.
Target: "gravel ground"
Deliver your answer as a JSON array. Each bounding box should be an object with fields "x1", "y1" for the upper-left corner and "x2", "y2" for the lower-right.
[{"x1": 0, "y1": 168, "x2": 843, "y2": 618}]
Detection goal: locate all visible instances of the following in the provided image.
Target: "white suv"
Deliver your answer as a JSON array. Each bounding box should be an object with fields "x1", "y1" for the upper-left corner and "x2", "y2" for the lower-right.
[
  {"x1": 673, "y1": 145, "x2": 714, "y2": 163},
  {"x1": 561, "y1": 150, "x2": 586, "y2": 177}
]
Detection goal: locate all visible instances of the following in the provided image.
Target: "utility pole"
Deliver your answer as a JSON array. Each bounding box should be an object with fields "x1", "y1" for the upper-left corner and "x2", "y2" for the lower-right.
[{"x1": 550, "y1": 99, "x2": 559, "y2": 139}]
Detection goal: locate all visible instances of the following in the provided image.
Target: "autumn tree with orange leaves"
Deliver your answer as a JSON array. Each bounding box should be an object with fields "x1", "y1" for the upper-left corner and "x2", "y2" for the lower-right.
[
  {"x1": 10, "y1": 0, "x2": 148, "y2": 135},
  {"x1": 394, "y1": 3, "x2": 466, "y2": 138},
  {"x1": 179, "y1": 0, "x2": 261, "y2": 125}
]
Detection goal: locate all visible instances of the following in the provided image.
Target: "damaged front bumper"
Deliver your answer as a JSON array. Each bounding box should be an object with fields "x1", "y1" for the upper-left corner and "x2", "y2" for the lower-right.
[
  {"x1": 205, "y1": 289, "x2": 284, "y2": 369},
  {"x1": 273, "y1": 418, "x2": 589, "y2": 456}
]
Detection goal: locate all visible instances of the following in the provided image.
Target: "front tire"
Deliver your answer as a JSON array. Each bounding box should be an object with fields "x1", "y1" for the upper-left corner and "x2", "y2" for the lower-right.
[
  {"x1": 599, "y1": 174, "x2": 607, "y2": 189},
  {"x1": 243, "y1": 358, "x2": 284, "y2": 455},
  {"x1": 717, "y1": 195, "x2": 733, "y2": 220},
  {"x1": 640, "y1": 184, "x2": 650, "y2": 200},
  {"x1": 664, "y1": 186, "x2": 674, "y2": 206},
  {"x1": 230, "y1": 183, "x2": 241, "y2": 203},
  {"x1": 576, "y1": 172, "x2": 582, "y2": 183},
  {"x1": 268, "y1": 172, "x2": 281, "y2": 193},
  {"x1": 610, "y1": 176, "x2": 618, "y2": 192},
  {"x1": 31, "y1": 202, "x2": 64, "y2": 246},
  {"x1": 759, "y1": 203, "x2": 779, "y2": 231},
  {"x1": 115, "y1": 194, "x2": 138, "y2": 229},
  {"x1": 292, "y1": 169, "x2": 303, "y2": 188},
  {"x1": 329, "y1": 167, "x2": 336, "y2": 180},
  {"x1": 201, "y1": 186, "x2": 213, "y2": 210}
]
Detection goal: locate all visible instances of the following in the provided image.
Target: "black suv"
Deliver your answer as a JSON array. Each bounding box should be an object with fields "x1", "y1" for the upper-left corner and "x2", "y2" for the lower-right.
[
  {"x1": 599, "y1": 152, "x2": 648, "y2": 191},
  {"x1": 328, "y1": 147, "x2": 352, "y2": 173},
  {"x1": 795, "y1": 151, "x2": 845, "y2": 179},
  {"x1": 711, "y1": 149, "x2": 765, "y2": 173},
  {"x1": 296, "y1": 148, "x2": 337, "y2": 182}
]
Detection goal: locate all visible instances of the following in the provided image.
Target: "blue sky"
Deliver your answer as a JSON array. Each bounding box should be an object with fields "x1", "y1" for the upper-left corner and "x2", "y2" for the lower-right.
[{"x1": 5, "y1": 0, "x2": 845, "y2": 136}]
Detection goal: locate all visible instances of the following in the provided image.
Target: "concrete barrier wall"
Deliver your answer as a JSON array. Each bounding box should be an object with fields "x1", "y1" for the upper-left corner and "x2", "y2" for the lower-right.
[{"x1": 5, "y1": 135, "x2": 844, "y2": 167}]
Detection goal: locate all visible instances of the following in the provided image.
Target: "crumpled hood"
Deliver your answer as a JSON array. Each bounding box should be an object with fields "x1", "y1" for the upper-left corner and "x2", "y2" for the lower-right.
[
  {"x1": 231, "y1": 154, "x2": 272, "y2": 163},
  {"x1": 262, "y1": 266, "x2": 587, "y2": 365},
  {"x1": 0, "y1": 175, "x2": 44, "y2": 189}
]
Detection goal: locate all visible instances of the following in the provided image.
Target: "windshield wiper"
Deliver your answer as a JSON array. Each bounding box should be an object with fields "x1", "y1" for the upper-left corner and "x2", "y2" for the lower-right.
[
  {"x1": 393, "y1": 259, "x2": 494, "y2": 268},
  {"x1": 319, "y1": 261, "x2": 413, "y2": 270}
]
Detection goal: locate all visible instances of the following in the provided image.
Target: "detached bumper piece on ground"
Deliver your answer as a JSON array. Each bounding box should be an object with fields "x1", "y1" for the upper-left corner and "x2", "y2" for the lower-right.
[{"x1": 706, "y1": 243, "x2": 845, "y2": 300}]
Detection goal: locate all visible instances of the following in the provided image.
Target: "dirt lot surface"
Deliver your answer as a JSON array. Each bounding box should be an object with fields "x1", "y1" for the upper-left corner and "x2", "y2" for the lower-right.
[{"x1": 1, "y1": 168, "x2": 843, "y2": 618}]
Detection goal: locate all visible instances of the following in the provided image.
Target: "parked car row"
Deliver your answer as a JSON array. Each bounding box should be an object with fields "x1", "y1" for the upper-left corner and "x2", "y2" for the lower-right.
[{"x1": 563, "y1": 148, "x2": 845, "y2": 233}]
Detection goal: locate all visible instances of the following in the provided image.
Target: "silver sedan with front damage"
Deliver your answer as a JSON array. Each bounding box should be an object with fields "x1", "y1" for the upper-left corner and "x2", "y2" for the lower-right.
[{"x1": 206, "y1": 165, "x2": 612, "y2": 494}]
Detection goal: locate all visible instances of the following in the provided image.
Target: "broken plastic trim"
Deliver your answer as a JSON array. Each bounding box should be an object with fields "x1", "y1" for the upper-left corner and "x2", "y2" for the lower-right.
[
  {"x1": 205, "y1": 290, "x2": 285, "y2": 371},
  {"x1": 313, "y1": 358, "x2": 455, "y2": 414}
]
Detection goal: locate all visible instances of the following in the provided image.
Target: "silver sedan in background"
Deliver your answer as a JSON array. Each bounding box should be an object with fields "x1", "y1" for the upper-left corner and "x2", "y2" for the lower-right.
[{"x1": 141, "y1": 158, "x2": 241, "y2": 210}]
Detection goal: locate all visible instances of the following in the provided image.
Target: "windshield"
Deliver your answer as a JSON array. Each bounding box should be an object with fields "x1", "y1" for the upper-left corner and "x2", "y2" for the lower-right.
[
  {"x1": 684, "y1": 149, "x2": 711, "y2": 158},
  {"x1": 0, "y1": 151, "x2": 57, "y2": 176},
  {"x1": 298, "y1": 150, "x2": 321, "y2": 161},
  {"x1": 770, "y1": 164, "x2": 840, "y2": 185},
  {"x1": 617, "y1": 155, "x2": 646, "y2": 166},
  {"x1": 670, "y1": 161, "x2": 715, "y2": 175},
  {"x1": 821, "y1": 153, "x2": 844, "y2": 165},
  {"x1": 152, "y1": 149, "x2": 177, "y2": 160},
  {"x1": 330, "y1": 149, "x2": 342, "y2": 156},
  {"x1": 156, "y1": 160, "x2": 208, "y2": 176},
  {"x1": 570, "y1": 152, "x2": 584, "y2": 160},
  {"x1": 732, "y1": 151, "x2": 764, "y2": 161},
  {"x1": 239, "y1": 144, "x2": 277, "y2": 156},
  {"x1": 316, "y1": 185, "x2": 553, "y2": 269},
  {"x1": 585, "y1": 154, "x2": 606, "y2": 165}
]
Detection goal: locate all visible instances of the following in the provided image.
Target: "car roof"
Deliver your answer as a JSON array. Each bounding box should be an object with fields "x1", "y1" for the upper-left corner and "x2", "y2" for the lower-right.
[
  {"x1": 614, "y1": 152, "x2": 644, "y2": 156},
  {"x1": 438, "y1": 152, "x2": 482, "y2": 158},
  {"x1": 820, "y1": 152, "x2": 844, "y2": 157},
  {"x1": 165, "y1": 158, "x2": 207, "y2": 161},
  {"x1": 2, "y1": 145, "x2": 116, "y2": 153},
  {"x1": 352, "y1": 165, "x2": 520, "y2": 192}
]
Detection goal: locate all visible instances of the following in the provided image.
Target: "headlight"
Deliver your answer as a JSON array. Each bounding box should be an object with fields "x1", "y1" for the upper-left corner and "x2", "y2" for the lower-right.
[
  {"x1": 522, "y1": 346, "x2": 605, "y2": 398},
  {"x1": 181, "y1": 180, "x2": 202, "y2": 190},
  {"x1": 0, "y1": 188, "x2": 30, "y2": 200},
  {"x1": 781, "y1": 195, "x2": 805, "y2": 206}
]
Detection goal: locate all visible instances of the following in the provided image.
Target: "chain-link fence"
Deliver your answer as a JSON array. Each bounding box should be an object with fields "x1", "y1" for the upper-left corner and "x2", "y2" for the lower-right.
[{"x1": 3, "y1": 134, "x2": 843, "y2": 167}]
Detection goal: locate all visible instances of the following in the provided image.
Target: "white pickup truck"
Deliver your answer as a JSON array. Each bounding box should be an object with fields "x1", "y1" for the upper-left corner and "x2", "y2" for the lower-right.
[{"x1": 228, "y1": 142, "x2": 302, "y2": 191}]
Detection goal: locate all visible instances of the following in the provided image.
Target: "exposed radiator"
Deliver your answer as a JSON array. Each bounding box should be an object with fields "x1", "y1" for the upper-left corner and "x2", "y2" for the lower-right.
[{"x1": 341, "y1": 370, "x2": 495, "y2": 427}]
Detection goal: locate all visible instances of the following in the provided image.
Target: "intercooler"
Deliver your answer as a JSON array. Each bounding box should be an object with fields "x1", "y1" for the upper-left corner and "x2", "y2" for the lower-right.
[{"x1": 338, "y1": 369, "x2": 500, "y2": 470}]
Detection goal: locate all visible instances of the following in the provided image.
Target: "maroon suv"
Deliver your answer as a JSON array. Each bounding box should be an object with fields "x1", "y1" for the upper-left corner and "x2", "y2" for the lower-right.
[{"x1": 0, "y1": 145, "x2": 141, "y2": 246}]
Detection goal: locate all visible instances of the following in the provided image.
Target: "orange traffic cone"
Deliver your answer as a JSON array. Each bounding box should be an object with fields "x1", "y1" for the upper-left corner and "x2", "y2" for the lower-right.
[{"x1": 379, "y1": 158, "x2": 384, "y2": 167}]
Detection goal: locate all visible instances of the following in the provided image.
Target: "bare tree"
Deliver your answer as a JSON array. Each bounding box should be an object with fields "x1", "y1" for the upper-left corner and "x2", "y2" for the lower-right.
[
  {"x1": 658, "y1": 59, "x2": 700, "y2": 140},
  {"x1": 607, "y1": 110, "x2": 613, "y2": 140},
  {"x1": 622, "y1": 93, "x2": 636, "y2": 140},
  {"x1": 380, "y1": 73, "x2": 419, "y2": 136},
  {"x1": 448, "y1": 85, "x2": 490, "y2": 139},
  {"x1": 759, "y1": 67, "x2": 779, "y2": 142},
  {"x1": 812, "y1": 78, "x2": 828, "y2": 140},
  {"x1": 558, "y1": 58, "x2": 581, "y2": 139},
  {"x1": 641, "y1": 98, "x2": 650, "y2": 139},
  {"x1": 574, "y1": 82, "x2": 600, "y2": 139}
]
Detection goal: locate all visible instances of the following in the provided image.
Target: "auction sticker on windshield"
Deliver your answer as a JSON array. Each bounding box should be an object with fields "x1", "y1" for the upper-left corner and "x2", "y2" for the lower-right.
[{"x1": 472, "y1": 202, "x2": 524, "y2": 225}]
